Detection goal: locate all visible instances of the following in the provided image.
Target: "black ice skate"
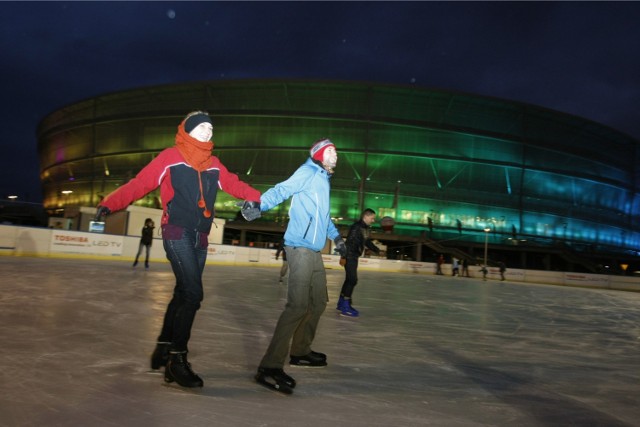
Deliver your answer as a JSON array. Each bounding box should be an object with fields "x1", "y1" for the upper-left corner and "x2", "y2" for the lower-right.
[
  {"x1": 164, "y1": 351, "x2": 204, "y2": 388},
  {"x1": 255, "y1": 367, "x2": 296, "y2": 395},
  {"x1": 150, "y1": 342, "x2": 171, "y2": 370},
  {"x1": 289, "y1": 350, "x2": 327, "y2": 367}
]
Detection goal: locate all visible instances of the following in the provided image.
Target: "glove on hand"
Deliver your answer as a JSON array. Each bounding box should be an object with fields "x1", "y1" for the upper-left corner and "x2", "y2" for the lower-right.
[
  {"x1": 94, "y1": 205, "x2": 111, "y2": 222},
  {"x1": 334, "y1": 236, "x2": 347, "y2": 257},
  {"x1": 238, "y1": 201, "x2": 261, "y2": 221}
]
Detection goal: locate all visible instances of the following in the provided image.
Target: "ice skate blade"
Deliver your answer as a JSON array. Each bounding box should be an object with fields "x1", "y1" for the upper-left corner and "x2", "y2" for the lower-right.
[
  {"x1": 289, "y1": 362, "x2": 327, "y2": 368},
  {"x1": 338, "y1": 312, "x2": 359, "y2": 318},
  {"x1": 161, "y1": 381, "x2": 204, "y2": 393},
  {"x1": 164, "y1": 371, "x2": 204, "y2": 388},
  {"x1": 255, "y1": 375, "x2": 293, "y2": 395}
]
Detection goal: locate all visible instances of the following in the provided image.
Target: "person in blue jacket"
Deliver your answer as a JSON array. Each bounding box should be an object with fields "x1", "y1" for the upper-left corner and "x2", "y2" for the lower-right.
[{"x1": 243, "y1": 138, "x2": 346, "y2": 394}]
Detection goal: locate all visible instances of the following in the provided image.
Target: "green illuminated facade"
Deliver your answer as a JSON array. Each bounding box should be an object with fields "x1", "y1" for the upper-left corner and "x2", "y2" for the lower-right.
[{"x1": 38, "y1": 79, "x2": 640, "y2": 255}]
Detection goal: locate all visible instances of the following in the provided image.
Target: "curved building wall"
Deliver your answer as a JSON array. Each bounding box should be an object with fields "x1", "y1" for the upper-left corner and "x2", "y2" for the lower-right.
[{"x1": 37, "y1": 79, "x2": 640, "y2": 252}]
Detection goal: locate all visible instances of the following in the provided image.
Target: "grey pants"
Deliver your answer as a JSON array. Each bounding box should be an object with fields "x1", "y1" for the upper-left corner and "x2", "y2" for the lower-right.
[
  {"x1": 260, "y1": 246, "x2": 328, "y2": 368},
  {"x1": 279, "y1": 260, "x2": 288, "y2": 280}
]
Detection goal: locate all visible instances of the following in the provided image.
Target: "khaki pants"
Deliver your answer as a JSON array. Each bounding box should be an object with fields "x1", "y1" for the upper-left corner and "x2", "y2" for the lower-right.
[{"x1": 260, "y1": 246, "x2": 328, "y2": 368}]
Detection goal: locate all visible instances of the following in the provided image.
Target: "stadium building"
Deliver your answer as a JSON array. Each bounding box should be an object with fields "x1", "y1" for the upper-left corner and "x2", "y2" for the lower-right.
[{"x1": 37, "y1": 79, "x2": 640, "y2": 272}]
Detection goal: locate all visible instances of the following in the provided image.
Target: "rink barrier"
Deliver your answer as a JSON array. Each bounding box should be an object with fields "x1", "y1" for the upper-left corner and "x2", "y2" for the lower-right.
[{"x1": 1, "y1": 224, "x2": 639, "y2": 292}]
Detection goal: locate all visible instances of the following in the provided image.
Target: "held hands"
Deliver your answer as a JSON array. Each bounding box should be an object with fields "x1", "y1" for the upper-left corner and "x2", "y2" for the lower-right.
[
  {"x1": 334, "y1": 236, "x2": 347, "y2": 257},
  {"x1": 93, "y1": 205, "x2": 111, "y2": 222},
  {"x1": 237, "y1": 200, "x2": 261, "y2": 221}
]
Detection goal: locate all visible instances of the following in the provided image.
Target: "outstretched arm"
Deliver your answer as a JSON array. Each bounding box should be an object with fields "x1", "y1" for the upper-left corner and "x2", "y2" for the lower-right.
[
  {"x1": 99, "y1": 150, "x2": 170, "y2": 213},
  {"x1": 260, "y1": 165, "x2": 313, "y2": 211},
  {"x1": 365, "y1": 238, "x2": 381, "y2": 254},
  {"x1": 216, "y1": 160, "x2": 261, "y2": 202}
]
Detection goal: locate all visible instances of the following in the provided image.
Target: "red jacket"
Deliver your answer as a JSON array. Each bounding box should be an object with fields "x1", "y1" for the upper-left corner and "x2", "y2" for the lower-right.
[{"x1": 101, "y1": 147, "x2": 260, "y2": 233}]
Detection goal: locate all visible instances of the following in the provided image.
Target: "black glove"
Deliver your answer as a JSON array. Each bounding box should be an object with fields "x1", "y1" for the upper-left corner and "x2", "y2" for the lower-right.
[
  {"x1": 238, "y1": 200, "x2": 261, "y2": 221},
  {"x1": 94, "y1": 205, "x2": 111, "y2": 222},
  {"x1": 334, "y1": 236, "x2": 346, "y2": 257}
]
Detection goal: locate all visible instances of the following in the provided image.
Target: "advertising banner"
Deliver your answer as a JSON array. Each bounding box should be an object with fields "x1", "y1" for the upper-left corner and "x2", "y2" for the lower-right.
[
  {"x1": 358, "y1": 257, "x2": 382, "y2": 271},
  {"x1": 322, "y1": 254, "x2": 342, "y2": 269},
  {"x1": 564, "y1": 273, "x2": 610, "y2": 288},
  {"x1": 50, "y1": 231, "x2": 124, "y2": 256},
  {"x1": 207, "y1": 245, "x2": 237, "y2": 262},
  {"x1": 405, "y1": 261, "x2": 430, "y2": 274}
]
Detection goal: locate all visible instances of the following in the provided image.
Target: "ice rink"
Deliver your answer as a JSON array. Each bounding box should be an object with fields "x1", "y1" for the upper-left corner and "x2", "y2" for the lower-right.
[{"x1": 1, "y1": 256, "x2": 639, "y2": 427}]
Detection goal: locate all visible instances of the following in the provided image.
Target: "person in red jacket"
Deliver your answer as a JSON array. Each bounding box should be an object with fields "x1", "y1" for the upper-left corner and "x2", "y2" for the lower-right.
[{"x1": 95, "y1": 111, "x2": 261, "y2": 388}]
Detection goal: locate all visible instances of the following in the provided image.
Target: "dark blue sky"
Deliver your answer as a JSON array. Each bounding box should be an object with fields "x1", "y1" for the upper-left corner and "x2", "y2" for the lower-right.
[{"x1": 2, "y1": 1, "x2": 639, "y2": 203}]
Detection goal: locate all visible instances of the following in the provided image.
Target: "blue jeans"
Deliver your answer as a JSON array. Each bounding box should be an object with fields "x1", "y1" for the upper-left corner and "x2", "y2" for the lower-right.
[
  {"x1": 260, "y1": 246, "x2": 328, "y2": 368},
  {"x1": 134, "y1": 242, "x2": 151, "y2": 266},
  {"x1": 158, "y1": 227, "x2": 208, "y2": 352}
]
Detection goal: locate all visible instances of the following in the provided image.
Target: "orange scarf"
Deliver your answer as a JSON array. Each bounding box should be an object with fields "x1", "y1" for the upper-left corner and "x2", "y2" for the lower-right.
[
  {"x1": 175, "y1": 123, "x2": 214, "y2": 171},
  {"x1": 175, "y1": 122, "x2": 215, "y2": 217}
]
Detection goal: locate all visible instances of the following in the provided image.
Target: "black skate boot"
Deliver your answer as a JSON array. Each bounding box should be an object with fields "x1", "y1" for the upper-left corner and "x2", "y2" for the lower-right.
[
  {"x1": 150, "y1": 342, "x2": 171, "y2": 370},
  {"x1": 164, "y1": 351, "x2": 204, "y2": 388},
  {"x1": 255, "y1": 367, "x2": 296, "y2": 394},
  {"x1": 290, "y1": 350, "x2": 327, "y2": 367}
]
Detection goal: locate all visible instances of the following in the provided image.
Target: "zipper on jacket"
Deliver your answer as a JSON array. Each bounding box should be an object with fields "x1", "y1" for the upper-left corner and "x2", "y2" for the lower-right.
[
  {"x1": 312, "y1": 192, "x2": 320, "y2": 244},
  {"x1": 303, "y1": 216, "x2": 313, "y2": 240}
]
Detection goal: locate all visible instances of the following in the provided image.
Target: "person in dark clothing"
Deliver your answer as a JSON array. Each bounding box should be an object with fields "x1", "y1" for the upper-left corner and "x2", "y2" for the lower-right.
[
  {"x1": 133, "y1": 218, "x2": 155, "y2": 269},
  {"x1": 94, "y1": 111, "x2": 261, "y2": 388},
  {"x1": 498, "y1": 261, "x2": 506, "y2": 281},
  {"x1": 461, "y1": 258, "x2": 470, "y2": 277},
  {"x1": 337, "y1": 208, "x2": 381, "y2": 317},
  {"x1": 480, "y1": 265, "x2": 488, "y2": 281}
]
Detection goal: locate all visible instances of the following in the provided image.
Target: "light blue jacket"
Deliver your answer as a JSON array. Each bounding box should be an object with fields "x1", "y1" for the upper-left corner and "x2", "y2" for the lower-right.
[{"x1": 260, "y1": 158, "x2": 340, "y2": 252}]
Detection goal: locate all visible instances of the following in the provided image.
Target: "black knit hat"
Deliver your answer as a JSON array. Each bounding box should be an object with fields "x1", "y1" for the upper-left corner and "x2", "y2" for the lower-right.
[{"x1": 184, "y1": 113, "x2": 212, "y2": 133}]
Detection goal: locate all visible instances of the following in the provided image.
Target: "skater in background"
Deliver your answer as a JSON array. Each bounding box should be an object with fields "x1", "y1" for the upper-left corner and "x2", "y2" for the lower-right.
[
  {"x1": 451, "y1": 256, "x2": 459, "y2": 276},
  {"x1": 461, "y1": 258, "x2": 470, "y2": 277},
  {"x1": 133, "y1": 218, "x2": 154, "y2": 269},
  {"x1": 248, "y1": 138, "x2": 346, "y2": 394},
  {"x1": 275, "y1": 237, "x2": 288, "y2": 284},
  {"x1": 337, "y1": 208, "x2": 381, "y2": 317},
  {"x1": 499, "y1": 261, "x2": 507, "y2": 281},
  {"x1": 436, "y1": 254, "x2": 444, "y2": 275},
  {"x1": 95, "y1": 111, "x2": 261, "y2": 389},
  {"x1": 480, "y1": 265, "x2": 488, "y2": 281}
]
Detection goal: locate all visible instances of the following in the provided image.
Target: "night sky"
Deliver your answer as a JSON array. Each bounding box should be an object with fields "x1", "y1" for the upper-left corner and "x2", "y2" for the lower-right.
[{"x1": 2, "y1": 1, "x2": 639, "y2": 203}]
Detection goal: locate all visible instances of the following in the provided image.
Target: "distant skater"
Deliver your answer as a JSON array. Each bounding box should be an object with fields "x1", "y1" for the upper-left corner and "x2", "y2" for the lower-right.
[
  {"x1": 436, "y1": 254, "x2": 444, "y2": 275},
  {"x1": 337, "y1": 208, "x2": 381, "y2": 317},
  {"x1": 499, "y1": 261, "x2": 506, "y2": 281},
  {"x1": 461, "y1": 258, "x2": 470, "y2": 277},
  {"x1": 480, "y1": 265, "x2": 488, "y2": 281},
  {"x1": 451, "y1": 257, "x2": 459, "y2": 276},
  {"x1": 133, "y1": 218, "x2": 154, "y2": 269}
]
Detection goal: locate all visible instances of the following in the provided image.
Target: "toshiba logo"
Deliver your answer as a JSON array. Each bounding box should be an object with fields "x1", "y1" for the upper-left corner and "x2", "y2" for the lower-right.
[{"x1": 54, "y1": 235, "x2": 88, "y2": 243}]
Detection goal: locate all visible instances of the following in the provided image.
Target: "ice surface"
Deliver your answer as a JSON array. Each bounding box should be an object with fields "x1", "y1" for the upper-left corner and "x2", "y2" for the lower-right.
[{"x1": 1, "y1": 257, "x2": 638, "y2": 426}]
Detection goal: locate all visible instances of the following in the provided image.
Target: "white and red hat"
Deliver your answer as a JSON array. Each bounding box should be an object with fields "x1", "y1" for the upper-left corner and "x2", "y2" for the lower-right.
[{"x1": 310, "y1": 138, "x2": 335, "y2": 161}]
